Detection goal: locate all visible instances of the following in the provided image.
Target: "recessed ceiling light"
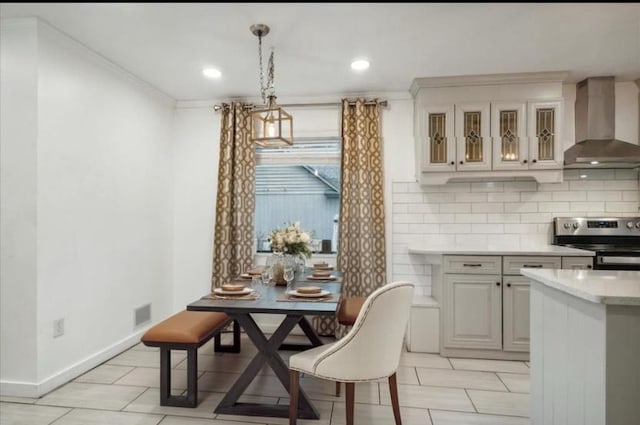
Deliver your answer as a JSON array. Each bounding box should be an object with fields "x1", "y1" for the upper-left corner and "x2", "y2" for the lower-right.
[
  {"x1": 580, "y1": 174, "x2": 587, "y2": 179},
  {"x1": 202, "y1": 68, "x2": 222, "y2": 79},
  {"x1": 590, "y1": 160, "x2": 599, "y2": 165},
  {"x1": 350, "y1": 59, "x2": 370, "y2": 71}
]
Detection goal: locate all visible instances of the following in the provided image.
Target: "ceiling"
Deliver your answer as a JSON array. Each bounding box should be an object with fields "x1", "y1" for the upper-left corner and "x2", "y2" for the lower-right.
[{"x1": 2, "y1": 3, "x2": 639, "y2": 102}]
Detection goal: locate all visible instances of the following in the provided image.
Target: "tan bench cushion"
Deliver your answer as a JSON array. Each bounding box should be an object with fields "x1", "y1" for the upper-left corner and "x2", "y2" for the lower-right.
[
  {"x1": 141, "y1": 311, "x2": 229, "y2": 345},
  {"x1": 337, "y1": 297, "x2": 366, "y2": 326}
]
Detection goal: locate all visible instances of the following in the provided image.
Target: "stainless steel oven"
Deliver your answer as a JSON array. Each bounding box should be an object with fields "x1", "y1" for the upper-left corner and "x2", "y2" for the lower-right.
[{"x1": 553, "y1": 217, "x2": 640, "y2": 271}]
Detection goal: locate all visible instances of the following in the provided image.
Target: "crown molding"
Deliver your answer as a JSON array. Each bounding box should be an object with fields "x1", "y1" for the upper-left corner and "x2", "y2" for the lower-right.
[{"x1": 409, "y1": 71, "x2": 570, "y2": 97}]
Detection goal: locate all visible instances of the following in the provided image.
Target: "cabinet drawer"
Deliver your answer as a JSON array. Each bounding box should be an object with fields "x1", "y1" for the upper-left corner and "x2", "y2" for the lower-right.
[
  {"x1": 503, "y1": 256, "x2": 561, "y2": 275},
  {"x1": 444, "y1": 256, "x2": 502, "y2": 275},
  {"x1": 562, "y1": 257, "x2": 594, "y2": 270}
]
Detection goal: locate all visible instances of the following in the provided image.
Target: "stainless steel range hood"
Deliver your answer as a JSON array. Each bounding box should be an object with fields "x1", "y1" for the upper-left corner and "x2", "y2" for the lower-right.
[{"x1": 563, "y1": 76, "x2": 640, "y2": 169}]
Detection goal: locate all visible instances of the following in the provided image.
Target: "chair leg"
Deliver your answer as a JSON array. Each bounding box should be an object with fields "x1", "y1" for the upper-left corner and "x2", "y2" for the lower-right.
[
  {"x1": 389, "y1": 372, "x2": 402, "y2": 425},
  {"x1": 345, "y1": 382, "x2": 355, "y2": 425},
  {"x1": 289, "y1": 369, "x2": 299, "y2": 425},
  {"x1": 335, "y1": 381, "x2": 341, "y2": 397}
]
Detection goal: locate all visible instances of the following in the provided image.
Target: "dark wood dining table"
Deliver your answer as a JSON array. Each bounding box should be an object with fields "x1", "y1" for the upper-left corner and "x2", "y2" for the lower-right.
[{"x1": 186, "y1": 271, "x2": 342, "y2": 419}]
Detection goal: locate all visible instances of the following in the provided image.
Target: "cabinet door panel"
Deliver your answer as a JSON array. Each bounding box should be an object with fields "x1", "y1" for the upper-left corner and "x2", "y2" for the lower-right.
[
  {"x1": 528, "y1": 100, "x2": 563, "y2": 169},
  {"x1": 443, "y1": 274, "x2": 502, "y2": 350},
  {"x1": 503, "y1": 276, "x2": 530, "y2": 352},
  {"x1": 491, "y1": 102, "x2": 528, "y2": 170},
  {"x1": 455, "y1": 102, "x2": 491, "y2": 171},
  {"x1": 421, "y1": 106, "x2": 456, "y2": 172}
]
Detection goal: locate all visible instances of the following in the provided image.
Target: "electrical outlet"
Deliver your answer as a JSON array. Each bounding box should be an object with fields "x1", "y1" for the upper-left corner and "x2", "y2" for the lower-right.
[{"x1": 53, "y1": 318, "x2": 64, "y2": 338}]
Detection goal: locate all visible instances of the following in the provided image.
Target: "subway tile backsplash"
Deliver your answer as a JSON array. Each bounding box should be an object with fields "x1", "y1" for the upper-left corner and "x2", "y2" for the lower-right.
[{"x1": 392, "y1": 169, "x2": 640, "y2": 297}]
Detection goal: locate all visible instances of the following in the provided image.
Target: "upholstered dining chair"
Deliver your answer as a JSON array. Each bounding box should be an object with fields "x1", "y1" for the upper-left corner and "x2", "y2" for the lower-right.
[{"x1": 289, "y1": 281, "x2": 414, "y2": 425}]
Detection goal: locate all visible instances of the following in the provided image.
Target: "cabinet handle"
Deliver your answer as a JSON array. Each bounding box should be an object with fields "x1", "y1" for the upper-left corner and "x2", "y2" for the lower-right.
[
  {"x1": 523, "y1": 264, "x2": 544, "y2": 268},
  {"x1": 450, "y1": 161, "x2": 455, "y2": 166},
  {"x1": 522, "y1": 159, "x2": 528, "y2": 164},
  {"x1": 507, "y1": 283, "x2": 512, "y2": 287},
  {"x1": 587, "y1": 265, "x2": 592, "y2": 269},
  {"x1": 532, "y1": 159, "x2": 537, "y2": 163},
  {"x1": 463, "y1": 263, "x2": 482, "y2": 267},
  {"x1": 459, "y1": 160, "x2": 464, "y2": 164},
  {"x1": 496, "y1": 282, "x2": 501, "y2": 286}
]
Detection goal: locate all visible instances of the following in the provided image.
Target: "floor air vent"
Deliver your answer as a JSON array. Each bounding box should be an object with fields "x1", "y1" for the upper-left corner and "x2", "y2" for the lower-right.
[{"x1": 134, "y1": 304, "x2": 151, "y2": 327}]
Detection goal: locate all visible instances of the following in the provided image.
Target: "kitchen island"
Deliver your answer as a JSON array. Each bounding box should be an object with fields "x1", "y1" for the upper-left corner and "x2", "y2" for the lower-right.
[{"x1": 521, "y1": 269, "x2": 640, "y2": 425}]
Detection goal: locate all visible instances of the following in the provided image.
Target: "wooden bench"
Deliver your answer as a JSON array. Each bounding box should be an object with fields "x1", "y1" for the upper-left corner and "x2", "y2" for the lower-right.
[{"x1": 141, "y1": 310, "x2": 241, "y2": 407}]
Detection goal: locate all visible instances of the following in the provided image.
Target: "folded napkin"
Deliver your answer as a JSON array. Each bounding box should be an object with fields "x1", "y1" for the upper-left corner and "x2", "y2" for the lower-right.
[{"x1": 247, "y1": 267, "x2": 263, "y2": 276}]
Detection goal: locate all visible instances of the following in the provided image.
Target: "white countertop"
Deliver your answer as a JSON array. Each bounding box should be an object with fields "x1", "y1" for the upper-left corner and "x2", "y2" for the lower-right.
[
  {"x1": 521, "y1": 269, "x2": 640, "y2": 305},
  {"x1": 408, "y1": 244, "x2": 595, "y2": 257}
]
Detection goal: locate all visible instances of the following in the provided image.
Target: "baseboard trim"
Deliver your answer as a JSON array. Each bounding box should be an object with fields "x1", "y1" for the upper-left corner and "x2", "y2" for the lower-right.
[{"x1": 0, "y1": 329, "x2": 148, "y2": 398}]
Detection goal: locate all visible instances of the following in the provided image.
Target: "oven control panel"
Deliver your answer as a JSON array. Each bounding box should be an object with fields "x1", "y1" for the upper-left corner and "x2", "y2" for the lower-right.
[{"x1": 555, "y1": 217, "x2": 640, "y2": 236}]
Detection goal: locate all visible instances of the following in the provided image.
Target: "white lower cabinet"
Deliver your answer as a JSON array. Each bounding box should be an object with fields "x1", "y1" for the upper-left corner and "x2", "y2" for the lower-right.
[
  {"x1": 441, "y1": 254, "x2": 591, "y2": 360},
  {"x1": 443, "y1": 273, "x2": 502, "y2": 350},
  {"x1": 502, "y1": 275, "x2": 531, "y2": 352}
]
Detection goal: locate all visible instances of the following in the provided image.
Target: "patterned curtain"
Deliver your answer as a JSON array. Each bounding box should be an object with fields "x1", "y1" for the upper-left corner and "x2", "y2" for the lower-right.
[
  {"x1": 314, "y1": 98, "x2": 386, "y2": 337},
  {"x1": 211, "y1": 103, "x2": 255, "y2": 290}
]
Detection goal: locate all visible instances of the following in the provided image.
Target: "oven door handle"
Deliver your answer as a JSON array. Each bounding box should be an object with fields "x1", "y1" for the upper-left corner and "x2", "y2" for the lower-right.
[{"x1": 597, "y1": 256, "x2": 640, "y2": 265}]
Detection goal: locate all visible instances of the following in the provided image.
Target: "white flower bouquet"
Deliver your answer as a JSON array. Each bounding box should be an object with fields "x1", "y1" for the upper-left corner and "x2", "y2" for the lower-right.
[{"x1": 268, "y1": 222, "x2": 313, "y2": 258}]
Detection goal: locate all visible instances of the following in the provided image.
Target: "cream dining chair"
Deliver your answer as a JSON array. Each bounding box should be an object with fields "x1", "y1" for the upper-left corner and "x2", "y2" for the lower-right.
[{"x1": 288, "y1": 281, "x2": 414, "y2": 425}]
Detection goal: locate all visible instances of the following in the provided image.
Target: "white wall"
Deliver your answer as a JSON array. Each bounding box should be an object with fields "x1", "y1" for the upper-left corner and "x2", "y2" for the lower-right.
[
  {"x1": 0, "y1": 18, "x2": 39, "y2": 390},
  {"x1": 0, "y1": 19, "x2": 176, "y2": 397},
  {"x1": 171, "y1": 107, "x2": 220, "y2": 310}
]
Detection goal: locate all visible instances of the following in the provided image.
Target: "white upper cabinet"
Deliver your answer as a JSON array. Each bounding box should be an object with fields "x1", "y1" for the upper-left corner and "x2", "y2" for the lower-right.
[
  {"x1": 411, "y1": 72, "x2": 568, "y2": 185},
  {"x1": 421, "y1": 106, "x2": 455, "y2": 172},
  {"x1": 491, "y1": 102, "x2": 528, "y2": 170},
  {"x1": 455, "y1": 102, "x2": 491, "y2": 171},
  {"x1": 527, "y1": 100, "x2": 563, "y2": 169}
]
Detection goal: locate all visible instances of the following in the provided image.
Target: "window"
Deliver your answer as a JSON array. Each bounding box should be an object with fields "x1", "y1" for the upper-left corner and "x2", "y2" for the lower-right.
[{"x1": 255, "y1": 137, "x2": 341, "y2": 254}]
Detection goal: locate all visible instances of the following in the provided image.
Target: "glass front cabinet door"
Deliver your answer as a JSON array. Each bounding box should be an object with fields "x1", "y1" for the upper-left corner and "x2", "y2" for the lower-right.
[
  {"x1": 527, "y1": 100, "x2": 563, "y2": 169},
  {"x1": 421, "y1": 106, "x2": 455, "y2": 172},
  {"x1": 455, "y1": 102, "x2": 491, "y2": 171},
  {"x1": 491, "y1": 102, "x2": 528, "y2": 170}
]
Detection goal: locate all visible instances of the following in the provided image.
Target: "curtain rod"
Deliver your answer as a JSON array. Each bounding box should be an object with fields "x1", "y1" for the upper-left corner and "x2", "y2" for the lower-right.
[{"x1": 213, "y1": 100, "x2": 388, "y2": 112}]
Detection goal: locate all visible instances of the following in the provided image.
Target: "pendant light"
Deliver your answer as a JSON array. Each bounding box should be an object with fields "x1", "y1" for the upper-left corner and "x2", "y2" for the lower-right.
[{"x1": 249, "y1": 24, "x2": 293, "y2": 147}]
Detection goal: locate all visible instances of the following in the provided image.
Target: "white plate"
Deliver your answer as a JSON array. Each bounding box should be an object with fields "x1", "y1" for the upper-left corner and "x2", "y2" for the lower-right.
[
  {"x1": 287, "y1": 289, "x2": 332, "y2": 298},
  {"x1": 239, "y1": 273, "x2": 253, "y2": 279},
  {"x1": 307, "y1": 275, "x2": 336, "y2": 281},
  {"x1": 214, "y1": 287, "x2": 254, "y2": 296}
]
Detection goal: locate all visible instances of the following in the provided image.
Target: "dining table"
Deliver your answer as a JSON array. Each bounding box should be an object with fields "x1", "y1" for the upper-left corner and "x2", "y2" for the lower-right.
[{"x1": 186, "y1": 269, "x2": 342, "y2": 419}]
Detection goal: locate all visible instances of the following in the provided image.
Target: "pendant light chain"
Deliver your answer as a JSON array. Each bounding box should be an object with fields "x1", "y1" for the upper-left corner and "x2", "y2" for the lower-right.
[
  {"x1": 267, "y1": 49, "x2": 275, "y2": 99},
  {"x1": 257, "y1": 33, "x2": 266, "y2": 104}
]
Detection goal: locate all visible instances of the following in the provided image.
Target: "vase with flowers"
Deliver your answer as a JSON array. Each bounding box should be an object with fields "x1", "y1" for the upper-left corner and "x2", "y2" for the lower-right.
[{"x1": 268, "y1": 222, "x2": 313, "y2": 283}]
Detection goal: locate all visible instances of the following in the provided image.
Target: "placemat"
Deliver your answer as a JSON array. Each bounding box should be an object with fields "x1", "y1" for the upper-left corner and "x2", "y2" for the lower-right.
[
  {"x1": 276, "y1": 293, "x2": 340, "y2": 303},
  {"x1": 297, "y1": 276, "x2": 343, "y2": 283},
  {"x1": 201, "y1": 292, "x2": 259, "y2": 301}
]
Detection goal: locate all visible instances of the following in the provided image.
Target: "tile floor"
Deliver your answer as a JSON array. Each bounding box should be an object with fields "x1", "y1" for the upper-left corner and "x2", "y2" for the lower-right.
[{"x1": 0, "y1": 332, "x2": 530, "y2": 425}]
